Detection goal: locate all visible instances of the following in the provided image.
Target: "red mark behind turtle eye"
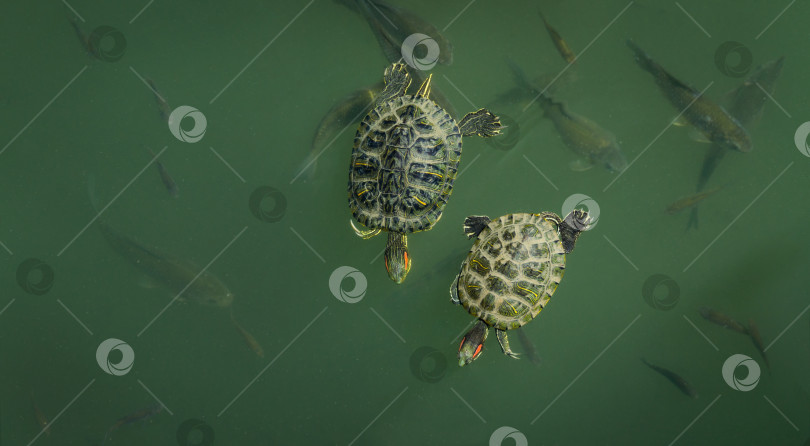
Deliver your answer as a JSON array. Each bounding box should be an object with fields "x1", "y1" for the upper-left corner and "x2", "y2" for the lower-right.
[
  {"x1": 473, "y1": 344, "x2": 483, "y2": 359},
  {"x1": 458, "y1": 337, "x2": 465, "y2": 353}
]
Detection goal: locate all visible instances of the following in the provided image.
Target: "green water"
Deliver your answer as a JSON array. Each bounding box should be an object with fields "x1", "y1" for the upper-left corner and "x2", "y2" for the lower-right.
[{"x1": 2, "y1": 0, "x2": 810, "y2": 445}]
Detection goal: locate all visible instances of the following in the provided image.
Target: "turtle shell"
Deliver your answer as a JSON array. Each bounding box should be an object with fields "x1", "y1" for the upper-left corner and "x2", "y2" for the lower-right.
[
  {"x1": 457, "y1": 213, "x2": 566, "y2": 330},
  {"x1": 348, "y1": 94, "x2": 462, "y2": 234}
]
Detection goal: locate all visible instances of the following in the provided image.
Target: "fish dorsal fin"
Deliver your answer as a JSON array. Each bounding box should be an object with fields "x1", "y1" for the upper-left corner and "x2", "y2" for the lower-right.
[{"x1": 415, "y1": 74, "x2": 432, "y2": 98}]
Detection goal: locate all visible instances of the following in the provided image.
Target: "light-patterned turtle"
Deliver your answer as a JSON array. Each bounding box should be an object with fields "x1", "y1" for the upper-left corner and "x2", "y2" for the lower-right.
[
  {"x1": 349, "y1": 63, "x2": 502, "y2": 283},
  {"x1": 451, "y1": 210, "x2": 590, "y2": 366}
]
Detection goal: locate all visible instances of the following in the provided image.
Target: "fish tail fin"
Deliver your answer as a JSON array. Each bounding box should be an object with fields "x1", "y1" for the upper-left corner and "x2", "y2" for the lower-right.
[
  {"x1": 626, "y1": 39, "x2": 658, "y2": 74},
  {"x1": 505, "y1": 58, "x2": 533, "y2": 92}
]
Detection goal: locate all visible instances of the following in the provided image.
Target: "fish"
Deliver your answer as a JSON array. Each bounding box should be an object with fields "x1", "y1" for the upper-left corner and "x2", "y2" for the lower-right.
[
  {"x1": 539, "y1": 12, "x2": 576, "y2": 64},
  {"x1": 30, "y1": 392, "x2": 50, "y2": 436},
  {"x1": 641, "y1": 358, "x2": 698, "y2": 398},
  {"x1": 102, "y1": 404, "x2": 163, "y2": 445},
  {"x1": 537, "y1": 94, "x2": 627, "y2": 173},
  {"x1": 698, "y1": 307, "x2": 748, "y2": 335},
  {"x1": 144, "y1": 146, "x2": 179, "y2": 197},
  {"x1": 145, "y1": 78, "x2": 171, "y2": 123},
  {"x1": 515, "y1": 328, "x2": 542, "y2": 366},
  {"x1": 297, "y1": 87, "x2": 378, "y2": 182},
  {"x1": 687, "y1": 57, "x2": 784, "y2": 230},
  {"x1": 88, "y1": 178, "x2": 233, "y2": 308},
  {"x1": 747, "y1": 319, "x2": 770, "y2": 372},
  {"x1": 231, "y1": 310, "x2": 265, "y2": 358},
  {"x1": 665, "y1": 186, "x2": 722, "y2": 215},
  {"x1": 627, "y1": 40, "x2": 752, "y2": 153},
  {"x1": 346, "y1": 0, "x2": 454, "y2": 66},
  {"x1": 69, "y1": 17, "x2": 96, "y2": 57}
]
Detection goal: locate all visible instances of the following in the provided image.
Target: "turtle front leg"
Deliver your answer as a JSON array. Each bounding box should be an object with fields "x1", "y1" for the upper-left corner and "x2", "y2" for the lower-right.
[
  {"x1": 463, "y1": 215, "x2": 491, "y2": 239},
  {"x1": 458, "y1": 109, "x2": 502, "y2": 138},
  {"x1": 496, "y1": 329, "x2": 520, "y2": 359}
]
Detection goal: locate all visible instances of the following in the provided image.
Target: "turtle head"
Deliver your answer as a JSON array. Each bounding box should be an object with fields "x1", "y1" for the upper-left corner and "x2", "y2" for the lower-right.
[
  {"x1": 384, "y1": 232, "x2": 410, "y2": 284},
  {"x1": 560, "y1": 209, "x2": 591, "y2": 253},
  {"x1": 458, "y1": 321, "x2": 488, "y2": 367}
]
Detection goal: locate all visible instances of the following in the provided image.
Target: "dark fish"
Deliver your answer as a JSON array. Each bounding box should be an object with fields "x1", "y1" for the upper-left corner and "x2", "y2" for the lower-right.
[
  {"x1": 539, "y1": 12, "x2": 576, "y2": 64},
  {"x1": 231, "y1": 310, "x2": 265, "y2": 358},
  {"x1": 347, "y1": 0, "x2": 453, "y2": 66},
  {"x1": 102, "y1": 405, "x2": 163, "y2": 445},
  {"x1": 627, "y1": 40, "x2": 751, "y2": 153},
  {"x1": 30, "y1": 392, "x2": 50, "y2": 437},
  {"x1": 641, "y1": 358, "x2": 698, "y2": 398},
  {"x1": 145, "y1": 78, "x2": 171, "y2": 123},
  {"x1": 69, "y1": 17, "x2": 96, "y2": 56},
  {"x1": 665, "y1": 186, "x2": 722, "y2": 215},
  {"x1": 747, "y1": 319, "x2": 770, "y2": 372},
  {"x1": 687, "y1": 57, "x2": 784, "y2": 230},
  {"x1": 144, "y1": 146, "x2": 179, "y2": 197},
  {"x1": 89, "y1": 177, "x2": 232, "y2": 307},
  {"x1": 698, "y1": 307, "x2": 747, "y2": 335},
  {"x1": 298, "y1": 87, "x2": 378, "y2": 181},
  {"x1": 515, "y1": 328, "x2": 542, "y2": 366}
]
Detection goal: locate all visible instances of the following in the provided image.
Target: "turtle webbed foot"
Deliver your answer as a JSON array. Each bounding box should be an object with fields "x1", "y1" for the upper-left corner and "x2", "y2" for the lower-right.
[
  {"x1": 496, "y1": 329, "x2": 520, "y2": 360},
  {"x1": 459, "y1": 109, "x2": 503, "y2": 138},
  {"x1": 382, "y1": 63, "x2": 411, "y2": 97}
]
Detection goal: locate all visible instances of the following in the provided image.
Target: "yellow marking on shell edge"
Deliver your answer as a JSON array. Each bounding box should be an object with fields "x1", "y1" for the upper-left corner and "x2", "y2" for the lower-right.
[{"x1": 516, "y1": 285, "x2": 538, "y2": 298}]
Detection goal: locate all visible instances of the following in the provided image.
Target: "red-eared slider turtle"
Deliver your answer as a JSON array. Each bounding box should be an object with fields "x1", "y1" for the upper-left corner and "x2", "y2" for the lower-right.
[
  {"x1": 451, "y1": 210, "x2": 590, "y2": 366},
  {"x1": 349, "y1": 63, "x2": 502, "y2": 283}
]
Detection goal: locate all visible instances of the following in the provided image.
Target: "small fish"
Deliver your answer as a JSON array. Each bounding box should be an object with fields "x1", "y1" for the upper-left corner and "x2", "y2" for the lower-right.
[
  {"x1": 298, "y1": 87, "x2": 378, "y2": 182},
  {"x1": 231, "y1": 310, "x2": 265, "y2": 358},
  {"x1": 641, "y1": 358, "x2": 698, "y2": 399},
  {"x1": 539, "y1": 12, "x2": 576, "y2": 64},
  {"x1": 69, "y1": 16, "x2": 96, "y2": 57},
  {"x1": 627, "y1": 40, "x2": 751, "y2": 153},
  {"x1": 747, "y1": 319, "x2": 770, "y2": 372},
  {"x1": 687, "y1": 57, "x2": 785, "y2": 230},
  {"x1": 145, "y1": 78, "x2": 171, "y2": 123},
  {"x1": 515, "y1": 328, "x2": 542, "y2": 366},
  {"x1": 698, "y1": 307, "x2": 748, "y2": 335},
  {"x1": 102, "y1": 405, "x2": 163, "y2": 445},
  {"x1": 349, "y1": 0, "x2": 454, "y2": 66},
  {"x1": 538, "y1": 94, "x2": 627, "y2": 173},
  {"x1": 89, "y1": 178, "x2": 232, "y2": 307},
  {"x1": 30, "y1": 392, "x2": 50, "y2": 436},
  {"x1": 665, "y1": 186, "x2": 722, "y2": 215},
  {"x1": 144, "y1": 146, "x2": 179, "y2": 198}
]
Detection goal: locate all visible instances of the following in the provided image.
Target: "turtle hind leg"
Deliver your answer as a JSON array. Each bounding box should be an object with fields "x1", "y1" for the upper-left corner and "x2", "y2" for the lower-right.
[
  {"x1": 463, "y1": 215, "x2": 491, "y2": 239},
  {"x1": 458, "y1": 109, "x2": 503, "y2": 138},
  {"x1": 496, "y1": 329, "x2": 520, "y2": 359},
  {"x1": 378, "y1": 63, "x2": 411, "y2": 104},
  {"x1": 350, "y1": 220, "x2": 381, "y2": 239}
]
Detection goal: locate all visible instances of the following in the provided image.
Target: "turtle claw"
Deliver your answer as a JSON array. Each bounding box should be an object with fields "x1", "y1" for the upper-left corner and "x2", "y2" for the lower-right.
[
  {"x1": 350, "y1": 220, "x2": 381, "y2": 239},
  {"x1": 382, "y1": 63, "x2": 411, "y2": 98},
  {"x1": 459, "y1": 109, "x2": 503, "y2": 138}
]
